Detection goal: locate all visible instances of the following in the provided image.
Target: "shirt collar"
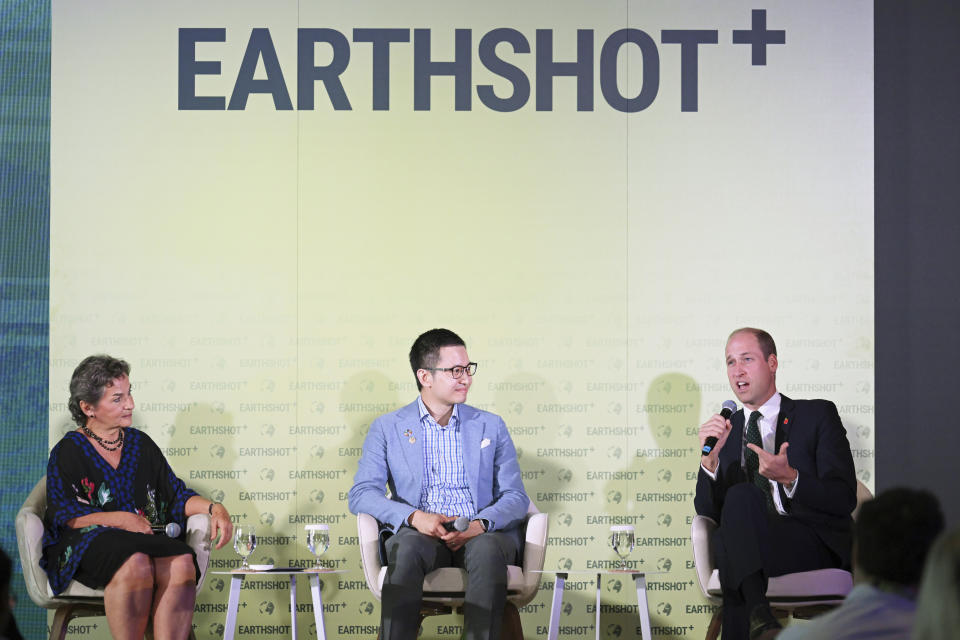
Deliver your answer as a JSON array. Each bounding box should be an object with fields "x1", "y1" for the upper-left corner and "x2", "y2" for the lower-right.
[
  {"x1": 750, "y1": 392, "x2": 781, "y2": 434},
  {"x1": 417, "y1": 395, "x2": 459, "y2": 428}
]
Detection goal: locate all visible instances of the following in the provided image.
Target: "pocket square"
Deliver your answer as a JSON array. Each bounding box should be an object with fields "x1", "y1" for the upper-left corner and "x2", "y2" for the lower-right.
[{"x1": 480, "y1": 438, "x2": 491, "y2": 449}]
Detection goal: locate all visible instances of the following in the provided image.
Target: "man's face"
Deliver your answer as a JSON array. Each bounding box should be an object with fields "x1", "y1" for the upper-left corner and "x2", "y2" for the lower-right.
[
  {"x1": 725, "y1": 332, "x2": 777, "y2": 410},
  {"x1": 420, "y1": 345, "x2": 472, "y2": 407}
]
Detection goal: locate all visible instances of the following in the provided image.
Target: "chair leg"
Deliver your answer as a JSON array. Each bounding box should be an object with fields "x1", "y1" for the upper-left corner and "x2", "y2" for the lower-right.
[
  {"x1": 50, "y1": 606, "x2": 72, "y2": 640},
  {"x1": 501, "y1": 602, "x2": 523, "y2": 640},
  {"x1": 705, "y1": 608, "x2": 722, "y2": 640},
  {"x1": 418, "y1": 614, "x2": 426, "y2": 635}
]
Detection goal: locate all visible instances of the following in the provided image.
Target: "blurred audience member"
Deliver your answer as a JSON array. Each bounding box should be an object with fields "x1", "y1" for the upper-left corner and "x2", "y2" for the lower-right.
[
  {"x1": 775, "y1": 487, "x2": 944, "y2": 640},
  {"x1": 912, "y1": 526, "x2": 960, "y2": 640},
  {"x1": 0, "y1": 546, "x2": 24, "y2": 640}
]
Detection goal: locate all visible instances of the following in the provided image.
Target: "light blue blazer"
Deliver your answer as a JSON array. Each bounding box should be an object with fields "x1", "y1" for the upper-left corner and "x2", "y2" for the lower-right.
[{"x1": 348, "y1": 399, "x2": 529, "y2": 551}]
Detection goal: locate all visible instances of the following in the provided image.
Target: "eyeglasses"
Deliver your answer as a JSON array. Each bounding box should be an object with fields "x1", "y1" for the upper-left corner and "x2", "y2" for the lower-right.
[{"x1": 424, "y1": 362, "x2": 478, "y2": 379}]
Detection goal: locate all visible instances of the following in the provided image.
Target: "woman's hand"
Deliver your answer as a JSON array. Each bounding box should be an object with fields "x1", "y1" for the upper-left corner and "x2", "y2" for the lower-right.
[
  {"x1": 186, "y1": 496, "x2": 234, "y2": 549},
  {"x1": 209, "y1": 503, "x2": 233, "y2": 550},
  {"x1": 110, "y1": 511, "x2": 153, "y2": 534},
  {"x1": 67, "y1": 511, "x2": 152, "y2": 534}
]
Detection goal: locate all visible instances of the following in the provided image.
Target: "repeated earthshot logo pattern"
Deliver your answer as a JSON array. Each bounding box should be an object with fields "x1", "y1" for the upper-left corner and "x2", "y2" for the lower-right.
[{"x1": 135, "y1": 340, "x2": 869, "y2": 640}]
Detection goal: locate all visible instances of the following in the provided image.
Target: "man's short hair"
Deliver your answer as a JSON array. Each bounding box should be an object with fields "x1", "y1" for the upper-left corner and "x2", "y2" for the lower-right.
[
  {"x1": 409, "y1": 329, "x2": 466, "y2": 391},
  {"x1": 728, "y1": 327, "x2": 777, "y2": 360},
  {"x1": 855, "y1": 487, "x2": 944, "y2": 586}
]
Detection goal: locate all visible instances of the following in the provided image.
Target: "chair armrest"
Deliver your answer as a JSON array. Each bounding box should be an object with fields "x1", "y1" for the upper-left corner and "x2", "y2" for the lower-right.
[
  {"x1": 510, "y1": 511, "x2": 549, "y2": 608},
  {"x1": 15, "y1": 505, "x2": 55, "y2": 608},
  {"x1": 186, "y1": 513, "x2": 212, "y2": 592},
  {"x1": 690, "y1": 515, "x2": 717, "y2": 599},
  {"x1": 522, "y1": 512, "x2": 548, "y2": 573},
  {"x1": 357, "y1": 513, "x2": 384, "y2": 600}
]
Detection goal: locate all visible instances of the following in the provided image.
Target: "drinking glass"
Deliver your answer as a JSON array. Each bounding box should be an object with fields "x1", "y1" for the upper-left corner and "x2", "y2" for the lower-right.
[
  {"x1": 609, "y1": 525, "x2": 635, "y2": 571},
  {"x1": 305, "y1": 524, "x2": 331, "y2": 569},
  {"x1": 234, "y1": 524, "x2": 257, "y2": 570}
]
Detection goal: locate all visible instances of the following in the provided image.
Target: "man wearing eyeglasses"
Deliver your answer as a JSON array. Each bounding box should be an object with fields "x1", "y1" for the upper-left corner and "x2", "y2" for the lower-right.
[{"x1": 349, "y1": 328, "x2": 529, "y2": 640}]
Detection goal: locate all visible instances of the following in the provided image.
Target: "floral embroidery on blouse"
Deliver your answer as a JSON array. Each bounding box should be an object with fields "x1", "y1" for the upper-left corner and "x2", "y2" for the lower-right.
[
  {"x1": 75, "y1": 477, "x2": 114, "y2": 508},
  {"x1": 59, "y1": 546, "x2": 72, "y2": 571},
  {"x1": 141, "y1": 484, "x2": 167, "y2": 526}
]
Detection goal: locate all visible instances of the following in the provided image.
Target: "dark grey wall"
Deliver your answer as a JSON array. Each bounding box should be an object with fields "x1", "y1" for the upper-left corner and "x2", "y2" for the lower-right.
[{"x1": 875, "y1": 2, "x2": 960, "y2": 526}]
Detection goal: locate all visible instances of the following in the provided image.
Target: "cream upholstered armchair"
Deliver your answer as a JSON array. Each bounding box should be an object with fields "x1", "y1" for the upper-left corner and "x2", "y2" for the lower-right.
[
  {"x1": 690, "y1": 480, "x2": 873, "y2": 640},
  {"x1": 357, "y1": 501, "x2": 549, "y2": 639},
  {"x1": 15, "y1": 477, "x2": 212, "y2": 640}
]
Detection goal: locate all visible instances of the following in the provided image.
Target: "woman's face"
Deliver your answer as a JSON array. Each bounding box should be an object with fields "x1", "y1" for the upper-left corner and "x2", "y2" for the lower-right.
[{"x1": 82, "y1": 375, "x2": 135, "y2": 430}]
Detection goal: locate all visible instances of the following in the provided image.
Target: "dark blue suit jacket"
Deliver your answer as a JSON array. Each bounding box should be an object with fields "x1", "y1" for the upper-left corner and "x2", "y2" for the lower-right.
[{"x1": 694, "y1": 395, "x2": 857, "y2": 567}]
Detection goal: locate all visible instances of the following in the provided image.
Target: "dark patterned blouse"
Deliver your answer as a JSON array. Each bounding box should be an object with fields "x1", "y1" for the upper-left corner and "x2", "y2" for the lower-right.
[{"x1": 41, "y1": 428, "x2": 197, "y2": 594}]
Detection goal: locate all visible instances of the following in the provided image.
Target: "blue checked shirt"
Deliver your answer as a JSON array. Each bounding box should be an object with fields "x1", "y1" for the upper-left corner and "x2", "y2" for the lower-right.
[{"x1": 417, "y1": 396, "x2": 476, "y2": 517}]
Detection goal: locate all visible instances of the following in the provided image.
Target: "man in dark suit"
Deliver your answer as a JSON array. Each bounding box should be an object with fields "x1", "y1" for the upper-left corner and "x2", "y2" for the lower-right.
[
  {"x1": 695, "y1": 328, "x2": 857, "y2": 639},
  {"x1": 349, "y1": 328, "x2": 529, "y2": 640}
]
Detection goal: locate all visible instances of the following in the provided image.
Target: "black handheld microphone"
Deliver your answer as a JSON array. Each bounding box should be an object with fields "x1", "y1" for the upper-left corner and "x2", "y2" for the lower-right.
[
  {"x1": 701, "y1": 400, "x2": 738, "y2": 456},
  {"x1": 442, "y1": 516, "x2": 471, "y2": 532},
  {"x1": 151, "y1": 522, "x2": 182, "y2": 537}
]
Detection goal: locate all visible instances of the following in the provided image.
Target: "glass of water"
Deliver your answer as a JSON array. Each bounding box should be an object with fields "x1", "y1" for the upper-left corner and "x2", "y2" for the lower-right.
[
  {"x1": 609, "y1": 525, "x2": 635, "y2": 571},
  {"x1": 305, "y1": 524, "x2": 331, "y2": 570},
  {"x1": 234, "y1": 524, "x2": 257, "y2": 570}
]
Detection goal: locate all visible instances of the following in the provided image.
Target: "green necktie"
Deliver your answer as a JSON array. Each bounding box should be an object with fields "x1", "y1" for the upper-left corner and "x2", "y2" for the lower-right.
[{"x1": 744, "y1": 410, "x2": 777, "y2": 513}]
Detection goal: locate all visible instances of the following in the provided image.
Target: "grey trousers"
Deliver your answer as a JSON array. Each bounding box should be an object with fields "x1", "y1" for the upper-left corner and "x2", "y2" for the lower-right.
[{"x1": 380, "y1": 527, "x2": 518, "y2": 640}]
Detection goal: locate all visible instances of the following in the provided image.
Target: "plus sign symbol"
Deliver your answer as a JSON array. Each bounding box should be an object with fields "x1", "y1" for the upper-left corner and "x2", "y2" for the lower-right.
[{"x1": 733, "y1": 9, "x2": 786, "y2": 65}]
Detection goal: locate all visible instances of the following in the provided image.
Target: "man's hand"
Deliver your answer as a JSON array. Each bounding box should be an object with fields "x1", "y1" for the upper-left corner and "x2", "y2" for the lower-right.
[
  {"x1": 746, "y1": 442, "x2": 798, "y2": 485},
  {"x1": 441, "y1": 520, "x2": 485, "y2": 551},
  {"x1": 210, "y1": 503, "x2": 234, "y2": 550},
  {"x1": 409, "y1": 510, "x2": 453, "y2": 538},
  {"x1": 699, "y1": 414, "x2": 733, "y2": 473}
]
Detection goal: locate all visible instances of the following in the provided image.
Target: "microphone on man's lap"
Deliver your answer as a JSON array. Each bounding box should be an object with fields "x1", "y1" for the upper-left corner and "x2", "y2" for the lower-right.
[
  {"x1": 701, "y1": 400, "x2": 738, "y2": 456},
  {"x1": 443, "y1": 516, "x2": 470, "y2": 532}
]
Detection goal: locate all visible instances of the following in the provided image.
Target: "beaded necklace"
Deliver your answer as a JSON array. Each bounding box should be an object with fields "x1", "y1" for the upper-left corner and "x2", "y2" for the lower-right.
[{"x1": 80, "y1": 424, "x2": 124, "y2": 451}]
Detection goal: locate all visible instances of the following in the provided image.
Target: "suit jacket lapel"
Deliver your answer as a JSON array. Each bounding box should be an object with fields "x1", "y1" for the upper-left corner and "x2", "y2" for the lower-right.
[
  {"x1": 394, "y1": 401, "x2": 424, "y2": 493},
  {"x1": 775, "y1": 394, "x2": 794, "y2": 451},
  {"x1": 459, "y1": 406, "x2": 482, "y2": 509},
  {"x1": 729, "y1": 409, "x2": 746, "y2": 480},
  {"x1": 774, "y1": 394, "x2": 795, "y2": 508}
]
